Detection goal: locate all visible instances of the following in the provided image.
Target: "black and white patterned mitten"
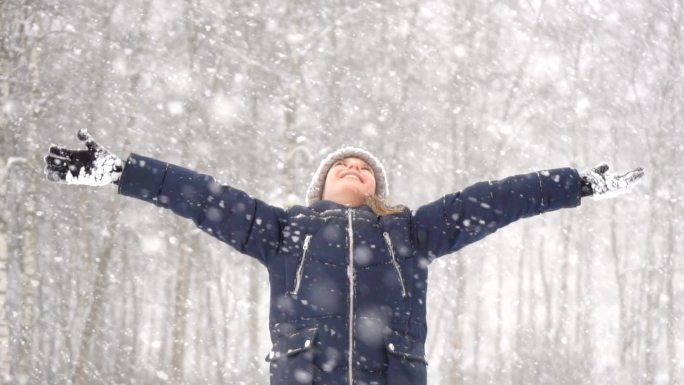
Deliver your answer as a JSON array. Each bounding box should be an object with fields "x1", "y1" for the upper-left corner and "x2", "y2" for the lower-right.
[
  {"x1": 579, "y1": 162, "x2": 645, "y2": 200},
  {"x1": 44, "y1": 129, "x2": 123, "y2": 186}
]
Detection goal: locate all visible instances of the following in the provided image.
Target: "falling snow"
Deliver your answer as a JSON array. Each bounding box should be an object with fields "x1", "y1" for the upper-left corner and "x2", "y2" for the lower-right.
[{"x1": 1, "y1": 1, "x2": 682, "y2": 385}]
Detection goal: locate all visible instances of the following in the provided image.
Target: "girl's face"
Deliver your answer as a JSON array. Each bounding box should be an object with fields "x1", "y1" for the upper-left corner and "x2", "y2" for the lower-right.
[{"x1": 321, "y1": 157, "x2": 377, "y2": 206}]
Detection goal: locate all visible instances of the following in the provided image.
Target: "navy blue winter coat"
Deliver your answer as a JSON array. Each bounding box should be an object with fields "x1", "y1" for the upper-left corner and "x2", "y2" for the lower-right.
[{"x1": 117, "y1": 153, "x2": 582, "y2": 385}]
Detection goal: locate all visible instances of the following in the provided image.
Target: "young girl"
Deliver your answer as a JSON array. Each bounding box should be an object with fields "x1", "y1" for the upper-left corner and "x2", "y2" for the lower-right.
[{"x1": 44, "y1": 129, "x2": 644, "y2": 385}]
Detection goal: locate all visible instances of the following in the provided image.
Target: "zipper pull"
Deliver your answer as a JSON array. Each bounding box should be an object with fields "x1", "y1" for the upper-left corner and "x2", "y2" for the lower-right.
[{"x1": 383, "y1": 231, "x2": 391, "y2": 245}]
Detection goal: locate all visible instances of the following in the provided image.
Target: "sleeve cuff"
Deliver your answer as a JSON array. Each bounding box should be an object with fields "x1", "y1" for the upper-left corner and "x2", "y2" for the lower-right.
[
  {"x1": 537, "y1": 168, "x2": 582, "y2": 211},
  {"x1": 117, "y1": 153, "x2": 169, "y2": 204}
]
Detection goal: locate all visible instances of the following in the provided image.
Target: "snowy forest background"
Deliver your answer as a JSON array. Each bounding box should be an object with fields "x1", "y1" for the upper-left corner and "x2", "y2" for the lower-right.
[{"x1": 1, "y1": 0, "x2": 683, "y2": 384}]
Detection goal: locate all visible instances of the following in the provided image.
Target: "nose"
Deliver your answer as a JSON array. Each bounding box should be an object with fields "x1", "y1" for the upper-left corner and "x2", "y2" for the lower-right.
[{"x1": 346, "y1": 160, "x2": 364, "y2": 170}]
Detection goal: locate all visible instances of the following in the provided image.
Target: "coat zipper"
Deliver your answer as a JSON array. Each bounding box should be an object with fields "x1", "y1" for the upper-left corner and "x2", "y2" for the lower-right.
[
  {"x1": 383, "y1": 232, "x2": 407, "y2": 298},
  {"x1": 291, "y1": 234, "x2": 312, "y2": 295},
  {"x1": 346, "y1": 209, "x2": 355, "y2": 385}
]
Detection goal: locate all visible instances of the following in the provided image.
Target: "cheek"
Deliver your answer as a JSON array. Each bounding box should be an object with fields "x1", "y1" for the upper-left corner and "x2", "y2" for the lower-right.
[
  {"x1": 368, "y1": 179, "x2": 377, "y2": 193},
  {"x1": 323, "y1": 173, "x2": 337, "y2": 191}
]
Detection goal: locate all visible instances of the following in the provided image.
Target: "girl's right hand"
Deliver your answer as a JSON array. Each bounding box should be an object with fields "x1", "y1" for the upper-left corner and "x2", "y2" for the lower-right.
[{"x1": 44, "y1": 129, "x2": 123, "y2": 186}]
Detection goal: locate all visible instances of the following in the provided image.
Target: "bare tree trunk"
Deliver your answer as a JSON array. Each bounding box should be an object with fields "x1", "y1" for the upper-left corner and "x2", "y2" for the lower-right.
[
  {"x1": 0, "y1": 157, "x2": 29, "y2": 385},
  {"x1": 321, "y1": 0, "x2": 342, "y2": 140},
  {"x1": 494, "y1": 249, "x2": 504, "y2": 383},
  {"x1": 0, "y1": 2, "x2": 10, "y2": 375},
  {"x1": 607, "y1": 123, "x2": 630, "y2": 383},
  {"x1": 282, "y1": 0, "x2": 304, "y2": 207},
  {"x1": 661, "y1": 4, "x2": 681, "y2": 384},
  {"x1": 643, "y1": 200, "x2": 657, "y2": 385},
  {"x1": 579, "y1": 217, "x2": 595, "y2": 384},
  {"x1": 72, "y1": 201, "x2": 121, "y2": 385},
  {"x1": 640, "y1": 120, "x2": 660, "y2": 385},
  {"x1": 168, "y1": 0, "x2": 207, "y2": 380},
  {"x1": 113, "y1": 232, "x2": 136, "y2": 384},
  {"x1": 664, "y1": 199, "x2": 677, "y2": 385},
  {"x1": 527, "y1": 236, "x2": 538, "y2": 385},
  {"x1": 574, "y1": 229, "x2": 584, "y2": 345},
  {"x1": 169, "y1": 157, "x2": 196, "y2": 385},
  {"x1": 472, "y1": 253, "x2": 485, "y2": 385},
  {"x1": 446, "y1": 256, "x2": 467, "y2": 384},
  {"x1": 0, "y1": 158, "x2": 21, "y2": 383},
  {"x1": 2, "y1": 1, "x2": 47, "y2": 381},
  {"x1": 553, "y1": 213, "x2": 572, "y2": 384},
  {"x1": 111, "y1": 1, "x2": 150, "y2": 379},
  {"x1": 5, "y1": 160, "x2": 31, "y2": 385},
  {"x1": 242, "y1": 41, "x2": 267, "y2": 384},
  {"x1": 0, "y1": 237, "x2": 7, "y2": 384},
  {"x1": 513, "y1": 224, "x2": 528, "y2": 385},
  {"x1": 171, "y1": 222, "x2": 193, "y2": 384},
  {"x1": 204, "y1": 263, "x2": 222, "y2": 384}
]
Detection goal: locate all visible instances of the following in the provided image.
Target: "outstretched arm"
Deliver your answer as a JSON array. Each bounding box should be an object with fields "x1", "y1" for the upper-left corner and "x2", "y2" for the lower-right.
[
  {"x1": 44, "y1": 130, "x2": 285, "y2": 265},
  {"x1": 117, "y1": 153, "x2": 285, "y2": 264},
  {"x1": 412, "y1": 165, "x2": 644, "y2": 261}
]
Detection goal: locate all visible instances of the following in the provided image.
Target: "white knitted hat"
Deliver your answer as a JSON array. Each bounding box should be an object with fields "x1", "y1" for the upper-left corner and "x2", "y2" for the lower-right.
[{"x1": 305, "y1": 147, "x2": 389, "y2": 206}]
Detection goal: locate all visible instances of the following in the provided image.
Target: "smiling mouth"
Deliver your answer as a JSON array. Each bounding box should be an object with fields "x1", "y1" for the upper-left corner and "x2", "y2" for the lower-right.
[{"x1": 342, "y1": 174, "x2": 362, "y2": 182}]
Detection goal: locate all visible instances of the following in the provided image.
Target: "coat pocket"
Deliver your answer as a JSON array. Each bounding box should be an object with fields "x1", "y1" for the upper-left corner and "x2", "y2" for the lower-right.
[
  {"x1": 290, "y1": 234, "x2": 312, "y2": 296},
  {"x1": 383, "y1": 232, "x2": 407, "y2": 298},
  {"x1": 385, "y1": 332, "x2": 428, "y2": 385},
  {"x1": 265, "y1": 327, "x2": 319, "y2": 385}
]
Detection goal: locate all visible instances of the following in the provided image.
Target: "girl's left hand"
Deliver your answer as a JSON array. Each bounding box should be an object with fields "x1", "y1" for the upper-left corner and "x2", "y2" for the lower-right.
[{"x1": 580, "y1": 163, "x2": 645, "y2": 200}]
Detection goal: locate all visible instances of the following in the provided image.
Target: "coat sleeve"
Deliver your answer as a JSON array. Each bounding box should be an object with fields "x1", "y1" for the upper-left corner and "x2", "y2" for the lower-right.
[
  {"x1": 117, "y1": 153, "x2": 285, "y2": 265},
  {"x1": 412, "y1": 168, "x2": 582, "y2": 261}
]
